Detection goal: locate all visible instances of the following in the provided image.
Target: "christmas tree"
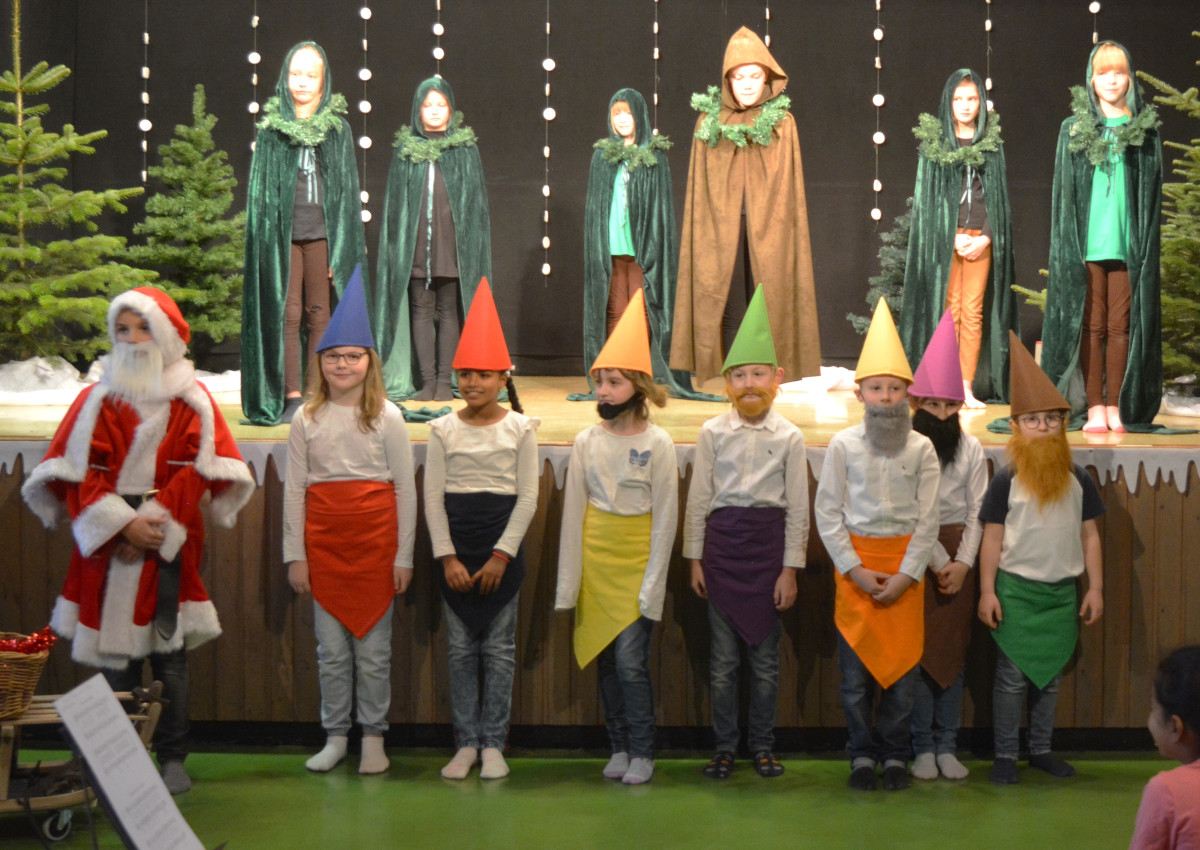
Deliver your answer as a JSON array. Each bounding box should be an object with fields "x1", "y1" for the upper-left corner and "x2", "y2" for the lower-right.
[
  {"x1": 848, "y1": 197, "x2": 912, "y2": 334},
  {"x1": 124, "y1": 84, "x2": 244, "y2": 362},
  {"x1": 1140, "y1": 35, "x2": 1200, "y2": 381},
  {"x1": 0, "y1": 0, "x2": 152, "y2": 363}
]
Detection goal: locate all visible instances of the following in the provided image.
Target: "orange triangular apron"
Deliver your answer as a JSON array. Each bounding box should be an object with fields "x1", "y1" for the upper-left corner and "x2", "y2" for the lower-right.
[
  {"x1": 834, "y1": 532, "x2": 924, "y2": 688},
  {"x1": 573, "y1": 505, "x2": 652, "y2": 669}
]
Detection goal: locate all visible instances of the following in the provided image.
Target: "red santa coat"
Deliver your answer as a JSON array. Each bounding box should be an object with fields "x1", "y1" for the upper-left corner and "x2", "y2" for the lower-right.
[{"x1": 22, "y1": 363, "x2": 254, "y2": 669}]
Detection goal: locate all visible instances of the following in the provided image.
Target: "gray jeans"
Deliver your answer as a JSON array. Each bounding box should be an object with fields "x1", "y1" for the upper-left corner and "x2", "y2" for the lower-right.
[
  {"x1": 313, "y1": 599, "x2": 393, "y2": 736},
  {"x1": 992, "y1": 647, "x2": 1061, "y2": 760},
  {"x1": 444, "y1": 594, "x2": 519, "y2": 751}
]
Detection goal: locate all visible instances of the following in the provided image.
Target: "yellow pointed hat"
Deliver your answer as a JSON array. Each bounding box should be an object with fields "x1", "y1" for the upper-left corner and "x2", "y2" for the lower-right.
[
  {"x1": 590, "y1": 288, "x2": 652, "y2": 376},
  {"x1": 855, "y1": 298, "x2": 913, "y2": 383}
]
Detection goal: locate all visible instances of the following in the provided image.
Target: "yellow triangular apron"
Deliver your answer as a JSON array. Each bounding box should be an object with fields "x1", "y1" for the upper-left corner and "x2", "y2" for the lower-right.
[{"x1": 573, "y1": 505, "x2": 652, "y2": 668}]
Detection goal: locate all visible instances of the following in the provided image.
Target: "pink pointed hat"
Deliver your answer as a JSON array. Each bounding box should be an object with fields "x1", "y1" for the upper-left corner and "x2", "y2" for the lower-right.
[{"x1": 909, "y1": 310, "x2": 964, "y2": 401}]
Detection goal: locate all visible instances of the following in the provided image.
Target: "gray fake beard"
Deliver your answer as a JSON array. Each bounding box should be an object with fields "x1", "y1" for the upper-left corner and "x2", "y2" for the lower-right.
[
  {"x1": 106, "y1": 341, "x2": 164, "y2": 401},
  {"x1": 862, "y1": 401, "x2": 912, "y2": 457}
]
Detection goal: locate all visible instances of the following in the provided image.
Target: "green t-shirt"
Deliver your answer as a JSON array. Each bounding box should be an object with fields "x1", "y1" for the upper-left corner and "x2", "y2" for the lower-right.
[
  {"x1": 608, "y1": 167, "x2": 635, "y2": 257},
  {"x1": 1085, "y1": 115, "x2": 1131, "y2": 262}
]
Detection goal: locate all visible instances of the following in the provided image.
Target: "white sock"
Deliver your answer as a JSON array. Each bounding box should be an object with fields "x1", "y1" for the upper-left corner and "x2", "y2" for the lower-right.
[
  {"x1": 480, "y1": 747, "x2": 510, "y2": 780},
  {"x1": 602, "y1": 752, "x2": 630, "y2": 780},
  {"x1": 622, "y1": 757, "x2": 654, "y2": 785},
  {"x1": 937, "y1": 752, "x2": 970, "y2": 780},
  {"x1": 305, "y1": 736, "x2": 348, "y2": 772},
  {"x1": 358, "y1": 735, "x2": 389, "y2": 775},
  {"x1": 912, "y1": 752, "x2": 938, "y2": 780},
  {"x1": 441, "y1": 747, "x2": 478, "y2": 780}
]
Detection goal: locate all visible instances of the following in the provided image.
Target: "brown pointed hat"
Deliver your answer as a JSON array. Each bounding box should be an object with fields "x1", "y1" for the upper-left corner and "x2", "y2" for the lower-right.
[{"x1": 1007, "y1": 330, "x2": 1069, "y2": 418}]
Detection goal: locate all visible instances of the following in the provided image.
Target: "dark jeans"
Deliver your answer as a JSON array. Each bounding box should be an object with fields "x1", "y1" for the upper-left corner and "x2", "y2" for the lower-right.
[
  {"x1": 992, "y1": 647, "x2": 1060, "y2": 760},
  {"x1": 911, "y1": 667, "x2": 965, "y2": 756},
  {"x1": 708, "y1": 603, "x2": 781, "y2": 753},
  {"x1": 409, "y1": 276, "x2": 460, "y2": 387},
  {"x1": 836, "y1": 632, "x2": 917, "y2": 765},
  {"x1": 104, "y1": 649, "x2": 189, "y2": 764},
  {"x1": 597, "y1": 617, "x2": 656, "y2": 759}
]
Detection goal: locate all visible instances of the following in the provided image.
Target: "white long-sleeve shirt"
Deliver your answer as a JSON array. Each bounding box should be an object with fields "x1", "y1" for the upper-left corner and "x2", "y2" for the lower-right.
[
  {"x1": 927, "y1": 433, "x2": 987, "y2": 572},
  {"x1": 683, "y1": 409, "x2": 808, "y2": 568},
  {"x1": 283, "y1": 401, "x2": 417, "y2": 568},
  {"x1": 814, "y1": 423, "x2": 941, "y2": 581},
  {"x1": 555, "y1": 422, "x2": 678, "y2": 620},
  {"x1": 423, "y1": 411, "x2": 540, "y2": 559}
]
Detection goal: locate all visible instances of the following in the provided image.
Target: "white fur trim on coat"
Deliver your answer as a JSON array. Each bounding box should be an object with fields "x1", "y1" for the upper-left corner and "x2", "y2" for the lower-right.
[
  {"x1": 108, "y1": 289, "x2": 187, "y2": 365},
  {"x1": 56, "y1": 598, "x2": 222, "y2": 670},
  {"x1": 73, "y1": 494, "x2": 137, "y2": 559}
]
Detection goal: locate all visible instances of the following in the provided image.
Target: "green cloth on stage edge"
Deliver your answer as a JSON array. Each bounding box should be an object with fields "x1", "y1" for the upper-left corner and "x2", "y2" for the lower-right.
[
  {"x1": 1041, "y1": 41, "x2": 1165, "y2": 428},
  {"x1": 569, "y1": 88, "x2": 719, "y2": 402},
  {"x1": 993, "y1": 570, "x2": 1077, "y2": 690},
  {"x1": 899, "y1": 68, "x2": 1017, "y2": 404},
  {"x1": 373, "y1": 77, "x2": 492, "y2": 402},
  {"x1": 241, "y1": 42, "x2": 368, "y2": 426}
]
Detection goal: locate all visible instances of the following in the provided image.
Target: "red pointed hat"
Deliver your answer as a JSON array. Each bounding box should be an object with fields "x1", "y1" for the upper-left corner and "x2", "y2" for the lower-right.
[
  {"x1": 452, "y1": 278, "x2": 512, "y2": 371},
  {"x1": 909, "y1": 310, "x2": 964, "y2": 401}
]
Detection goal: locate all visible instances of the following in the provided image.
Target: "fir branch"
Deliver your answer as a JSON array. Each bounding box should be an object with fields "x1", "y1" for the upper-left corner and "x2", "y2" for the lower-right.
[
  {"x1": 593, "y1": 133, "x2": 671, "y2": 170},
  {"x1": 691, "y1": 85, "x2": 791, "y2": 148},
  {"x1": 258, "y1": 93, "x2": 349, "y2": 146},
  {"x1": 913, "y1": 111, "x2": 1003, "y2": 168},
  {"x1": 393, "y1": 112, "x2": 477, "y2": 163},
  {"x1": 1065, "y1": 86, "x2": 1160, "y2": 166}
]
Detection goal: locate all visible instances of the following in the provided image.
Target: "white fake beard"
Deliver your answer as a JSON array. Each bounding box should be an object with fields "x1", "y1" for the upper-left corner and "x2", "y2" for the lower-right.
[
  {"x1": 862, "y1": 401, "x2": 912, "y2": 457},
  {"x1": 106, "y1": 341, "x2": 164, "y2": 401}
]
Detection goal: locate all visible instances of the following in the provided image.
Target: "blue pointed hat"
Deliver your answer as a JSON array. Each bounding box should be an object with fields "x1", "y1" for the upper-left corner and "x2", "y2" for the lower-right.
[{"x1": 317, "y1": 266, "x2": 375, "y2": 352}]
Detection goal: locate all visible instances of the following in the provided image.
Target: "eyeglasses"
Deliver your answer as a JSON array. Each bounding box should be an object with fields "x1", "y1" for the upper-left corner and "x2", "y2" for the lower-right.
[
  {"x1": 320, "y1": 351, "x2": 365, "y2": 365},
  {"x1": 1017, "y1": 412, "x2": 1065, "y2": 429}
]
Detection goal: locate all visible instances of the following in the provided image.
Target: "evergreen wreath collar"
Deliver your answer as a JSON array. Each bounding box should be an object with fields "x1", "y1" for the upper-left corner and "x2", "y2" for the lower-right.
[
  {"x1": 1066, "y1": 86, "x2": 1159, "y2": 166},
  {"x1": 258, "y1": 93, "x2": 348, "y2": 145},
  {"x1": 913, "y1": 112, "x2": 1003, "y2": 168},
  {"x1": 691, "y1": 86, "x2": 790, "y2": 148},
  {"x1": 393, "y1": 112, "x2": 477, "y2": 163},
  {"x1": 593, "y1": 133, "x2": 672, "y2": 170}
]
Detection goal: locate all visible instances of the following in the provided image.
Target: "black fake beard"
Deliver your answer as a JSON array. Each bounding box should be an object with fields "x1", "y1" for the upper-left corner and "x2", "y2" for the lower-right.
[
  {"x1": 597, "y1": 393, "x2": 644, "y2": 421},
  {"x1": 862, "y1": 401, "x2": 912, "y2": 458},
  {"x1": 911, "y1": 408, "x2": 963, "y2": 468}
]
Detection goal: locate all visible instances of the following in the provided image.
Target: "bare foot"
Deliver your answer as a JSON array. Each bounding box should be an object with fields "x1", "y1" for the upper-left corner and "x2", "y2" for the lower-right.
[
  {"x1": 962, "y1": 380, "x2": 986, "y2": 409},
  {"x1": 1106, "y1": 405, "x2": 1125, "y2": 433},
  {"x1": 1083, "y1": 405, "x2": 1108, "y2": 433}
]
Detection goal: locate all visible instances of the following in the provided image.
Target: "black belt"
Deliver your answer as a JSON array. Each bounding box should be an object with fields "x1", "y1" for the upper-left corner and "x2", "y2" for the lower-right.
[{"x1": 121, "y1": 491, "x2": 181, "y2": 641}]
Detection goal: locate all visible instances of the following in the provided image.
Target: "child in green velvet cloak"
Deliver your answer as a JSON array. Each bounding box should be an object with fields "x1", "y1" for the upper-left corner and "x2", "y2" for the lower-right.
[
  {"x1": 573, "y1": 89, "x2": 713, "y2": 402},
  {"x1": 242, "y1": 42, "x2": 369, "y2": 426},
  {"x1": 374, "y1": 78, "x2": 492, "y2": 403},
  {"x1": 1041, "y1": 41, "x2": 1162, "y2": 433},
  {"x1": 898, "y1": 69, "x2": 1016, "y2": 409}
]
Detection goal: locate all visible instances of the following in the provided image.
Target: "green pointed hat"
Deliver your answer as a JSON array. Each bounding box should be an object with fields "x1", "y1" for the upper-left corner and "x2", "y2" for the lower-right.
[{"x1": 722, "y1": 285, "x2": 777, "y2": 373}]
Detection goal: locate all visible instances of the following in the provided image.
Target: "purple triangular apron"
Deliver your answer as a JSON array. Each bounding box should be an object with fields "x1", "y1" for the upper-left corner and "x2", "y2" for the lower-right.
[{"x1": 701, "y1": 506, "x2": 786, "y2": 646}]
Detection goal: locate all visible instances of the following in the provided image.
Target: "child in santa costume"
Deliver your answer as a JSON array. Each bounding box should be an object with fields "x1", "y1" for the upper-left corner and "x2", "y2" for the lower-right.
[
  {"x1": 284, "y1": 267, "x2": 417, "y2": 775},
  {"x1": 685, "y1": 285, "x2": 807, "y2": 780},
  {"x1": 978, "y1": 332, "x2": 1104, "y2": 784},
  {"x1": 814, "y1": 299, "x2": 941, "y2": 792},
  {"x1": 907, "y1": 311, "x2": 987, "y2": 781},
  {"x1": 22, "y1": 286, "x2": 255, "y2": 794},
  {"x1": 556, "y1": 290, "x2": 678, "y2": 786},
  {"x1": 425, "y1": 279, "x2": 538, "y2": 781}
]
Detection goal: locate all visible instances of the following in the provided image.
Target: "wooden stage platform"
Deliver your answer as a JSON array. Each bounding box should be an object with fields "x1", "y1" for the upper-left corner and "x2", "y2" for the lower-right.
[{"x1": 2, "y1": 376, "x2": 1199, "y2": 738}]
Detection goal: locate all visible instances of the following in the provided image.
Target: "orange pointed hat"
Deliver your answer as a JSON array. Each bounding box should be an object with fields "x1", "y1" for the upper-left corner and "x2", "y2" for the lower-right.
[
  {"x1": 1007, "y1": 330, "x2": 1069, "y2": 418},
  {"x1": 590, "y1": 288, "x2": 652, "y2": 375},
  {"x1": 452, "y1": 278, "x2": 512, "y2": 371},
  {"x1": 855, "y1": 298, "x2": 913, "y2": 384}
]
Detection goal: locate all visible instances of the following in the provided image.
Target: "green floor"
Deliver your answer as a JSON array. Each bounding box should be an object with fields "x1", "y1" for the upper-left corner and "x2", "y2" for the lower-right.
[{"x1": 0, "y1": 750, "x2": 1167, "y2": 849}]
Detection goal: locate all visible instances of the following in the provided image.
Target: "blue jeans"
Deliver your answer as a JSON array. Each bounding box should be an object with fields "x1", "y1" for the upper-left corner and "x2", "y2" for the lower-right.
[
  {"x1": 104, "y1": 648, "x2": 189, "y2": 763},
  {"x1": 313, "y1": 599, "x2": 393, "y2": 736},
  {"x1": 597, "y1": 617, "x2": 656, "y2": 759},
  {"x1": 992, "y1": 647, "x2": 1060, "y2": 760},
  {"x1": 911, "y1": 667, "x2": 965, "y2": 756},
  {"x1": 836, "y1": 632, "x2": 917, "y2": 765},
  {"x1": 708, "y1": 603, "x2": 781, "y2": 753},
  {"x1": 444, "y1": 593, "x2": 519, "y2": 750}
]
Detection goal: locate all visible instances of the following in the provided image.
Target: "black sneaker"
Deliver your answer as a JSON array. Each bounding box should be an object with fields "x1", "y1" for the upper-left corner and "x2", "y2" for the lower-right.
[
  {"x1": 989, "y1": 757, "x2": 1019, "y2": 784},
  {"x1": 1029, "y1": 752, "x2": 1076, "y2": 778},
  {"x1": 848, "y1": 764, "x2": 877, "y2": 791},
  {"x1": 753, "y1": 751, "x2": 784, "y2": 778},
  {"x1": 881, "y1": 764, "x2": 911, "y2": 791}
]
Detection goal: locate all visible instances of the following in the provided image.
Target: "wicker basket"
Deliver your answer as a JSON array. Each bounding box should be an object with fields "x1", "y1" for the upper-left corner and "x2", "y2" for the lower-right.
[{"x1": 0, "y1": 632, "x2": 51, "y2": 721}]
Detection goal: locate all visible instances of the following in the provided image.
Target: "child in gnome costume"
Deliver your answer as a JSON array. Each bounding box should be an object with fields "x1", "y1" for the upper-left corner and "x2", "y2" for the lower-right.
[
  {"x1": 556, "y1": 289, "x2": 678, "y2": 785},
  {"x1": 22, "y1": 287, "x2": 255, "y2": 795},
  {"x1": 978, "y1": 331, "x2": 1104, "y2": 785},
  {"x1": 907, "y1": 310, "x2": 988, "y2": 781},
  {"x1": 425, "y1": 278, "x2": 539, "y2": 781},
  {"x1": 814, "y1": 298, "x2": 941, "y2": 792},
  {"x1": 685, "y1": 286, "x2": 807, "y2": 780},
  {"x1": 284, "y1": 267, "x2": 417, "y2": 775}
]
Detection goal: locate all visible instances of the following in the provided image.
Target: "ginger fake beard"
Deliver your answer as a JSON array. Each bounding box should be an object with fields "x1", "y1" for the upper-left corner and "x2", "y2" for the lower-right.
[{"x1": 1007, "y1": 426, "x2": 1074, "y2": 508}]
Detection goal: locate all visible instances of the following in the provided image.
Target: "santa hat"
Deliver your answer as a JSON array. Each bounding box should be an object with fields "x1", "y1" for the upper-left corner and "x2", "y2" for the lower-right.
[
  {"x1": 1008, "y1": 330, "x2": 1069, "y2": 418},
  {"x1": 855, "y1": 298, "x2": 912, "y2": 384},
  {"x1": 909, "y1": 310, "x2": 964, "y2": 401},
  {"x1": 316, "y1": 265, "x2": 375, "y2": 352},
  {"x1": 108, "y1": 287, "x2": 190, "y2": 365},
  {"x1": 722, "y1": 284, "x2": 777, "y2": 373},
  {"x1": 452, "y1": 278, "x2": 512, "y2": 371},
  {"x1": 591, "y1": 288, "x2": 652, "y2": 376}
]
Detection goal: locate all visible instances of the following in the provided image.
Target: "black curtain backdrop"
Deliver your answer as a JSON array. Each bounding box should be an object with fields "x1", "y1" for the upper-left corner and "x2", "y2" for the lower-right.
[{"x1": 6, "y1": 0, "x2": 1197, "y2": 373}]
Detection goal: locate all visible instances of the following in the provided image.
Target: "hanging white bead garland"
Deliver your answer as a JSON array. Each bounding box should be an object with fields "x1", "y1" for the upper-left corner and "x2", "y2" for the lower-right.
[
  {"x1": 541, "y1": 1, "x2": 554, "y2": 279},
  {"x1": 763, "y1": 2, "x2": 770, "y2": 48},
  {"x1": 652, "y1": 0, "x2": 661, "y2": 130},
  {"x1": 359, "y1": 6, "x2": 373, "y2": 223},
  {"x1": 984, "y1": 0, "x2": 995, "y2": 112},
  {"x1": 248, "y1": 3, "x2": 260, "y2": 151},
  {"x1": 139, "y1": 1, "x2": 150, "y2": 183},
  {"x1": 434, "y1": 0, "x2": 444, "y2": 71},
  {"x1": 1089, "y1": 1, "x2": 1100, "y2": 45},
  {"x1": 870, "y1": 0, "x2": 884, "y2": 221}
]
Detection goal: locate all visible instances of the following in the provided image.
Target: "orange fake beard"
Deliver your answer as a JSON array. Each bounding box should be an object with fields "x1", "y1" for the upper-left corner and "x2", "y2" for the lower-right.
[
  {"x1": 727, "y1": 379, "x2": 780, "y2": 420},
  {"x1": 1007, "y1": 427, "x2": 1074, "y2": 508}
]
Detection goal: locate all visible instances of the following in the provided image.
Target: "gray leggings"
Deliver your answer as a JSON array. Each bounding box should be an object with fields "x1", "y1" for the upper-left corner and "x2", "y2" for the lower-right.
[{"x1": 409, "y1": 276, "x2": 460, "y2": 386}]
